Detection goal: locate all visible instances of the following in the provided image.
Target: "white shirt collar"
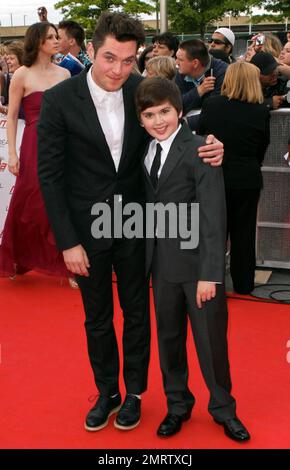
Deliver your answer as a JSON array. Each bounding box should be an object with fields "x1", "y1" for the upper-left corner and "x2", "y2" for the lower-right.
[
  {"x1": 154, "y1": 124, "x2": 182, "y2": 154},
  {"x1": 87, "y1": 66, "x2": 123, "y2": 106}
]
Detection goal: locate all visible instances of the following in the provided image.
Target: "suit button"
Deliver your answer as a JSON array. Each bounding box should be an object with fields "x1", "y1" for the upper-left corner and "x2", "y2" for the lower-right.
[{"x1": 105, "y1": 198, "x2": 110, "y2": 203}]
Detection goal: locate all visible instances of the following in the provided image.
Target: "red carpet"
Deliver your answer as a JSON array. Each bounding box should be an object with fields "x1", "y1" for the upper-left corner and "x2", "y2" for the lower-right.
[{"x1": 0, "y1": 273, "x2": 289, "y2": 449}]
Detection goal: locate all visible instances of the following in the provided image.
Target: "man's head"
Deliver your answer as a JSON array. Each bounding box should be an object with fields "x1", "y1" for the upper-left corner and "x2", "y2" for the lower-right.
[
  {"x1": 250, "y1": 51, "x2": 279, "y2": 87},
  {"x1": 90, "y1": 12, "x2": 145, "y2": 92},
  {"x1": 37, "y1": 6, "x2": 47, "y2": 22},
  {"x1": 176, "y1": 39, "x2": 209, "y2": 78},
  {"x1": 279, "y1": 41, "x2": 290, "y2": 66},
  {"x1": 58, "y1": 20, "x2": 85, "y2": 56},
  {"x1": 209, "y1": 28, "x2": 235, "y2": 56},
  {"x1": 152, "y1": 32, "x2": 179, "y2": 58},
  {"x1": 135, "y1": 77, "x2": 182, "y2": 141}
]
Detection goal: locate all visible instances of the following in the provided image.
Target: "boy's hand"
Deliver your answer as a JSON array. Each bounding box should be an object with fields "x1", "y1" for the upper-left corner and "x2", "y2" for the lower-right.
[
  {"x1": 198, "y1": 135, "x2": 224, "y2": 167},
  {"x1": 196, "y1": 281, "x2": 216, "y2": 309}
]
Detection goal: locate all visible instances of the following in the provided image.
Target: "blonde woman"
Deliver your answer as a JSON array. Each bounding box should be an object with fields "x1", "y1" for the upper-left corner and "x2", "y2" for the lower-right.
[
  {"x1": 0, "y1": 22, "x2": 71, "y2": 279},
  {"x1": 198, "y1": 62, "x2": 270, "y2": 294},
  {"x1": 146, "y1": 55, "x2": 176, "y2": 80}
]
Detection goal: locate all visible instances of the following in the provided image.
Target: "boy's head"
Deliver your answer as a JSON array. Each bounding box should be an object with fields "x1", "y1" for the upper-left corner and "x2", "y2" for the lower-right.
[{"x1": 135, "y1": 77, "x2": 182, "y2": 141}]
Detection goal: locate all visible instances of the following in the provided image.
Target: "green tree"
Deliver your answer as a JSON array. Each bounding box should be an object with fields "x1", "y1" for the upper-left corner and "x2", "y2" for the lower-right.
[
  {"x1": 54, "y1": 0, "x2": 154, "y2": 36},
  {"x1": 255, "y1": 1, "x2": 290, "y2": 23},
  {"x1": 166, "y1": 0, "x2": 262, "y2": 36}
]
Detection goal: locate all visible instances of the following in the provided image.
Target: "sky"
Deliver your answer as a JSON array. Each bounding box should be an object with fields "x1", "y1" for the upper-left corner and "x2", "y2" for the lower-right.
[
  {"x1": 0, "y1": 0, "x2": 62, "y2": 26},
  {"x1": 0, "y1": 1, "x2": 265, "y2": 28}
]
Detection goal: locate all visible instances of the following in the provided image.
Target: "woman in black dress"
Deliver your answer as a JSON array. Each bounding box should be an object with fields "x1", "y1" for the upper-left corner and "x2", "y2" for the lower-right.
[{"x1": 198, "y1": 61, "x2": 270, "y2": 294}]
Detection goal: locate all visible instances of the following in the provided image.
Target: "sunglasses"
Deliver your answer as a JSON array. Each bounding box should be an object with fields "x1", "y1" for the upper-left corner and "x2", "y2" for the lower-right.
[{"x1": 210, "y1": 38, "x2": 226, "y2": 45}]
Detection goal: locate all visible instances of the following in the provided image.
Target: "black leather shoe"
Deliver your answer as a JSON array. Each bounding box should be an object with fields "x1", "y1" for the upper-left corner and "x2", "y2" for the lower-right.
[
  {"x1": 214, "y1": 416, "x2": 251, "y2": 442},
  {"x1": 157, "y1": 413, "x2": 189, "y2": 437},
  {"x1": 85, "y1": 394, "x2": 121, "y2": 431},
  {"x1": 114, "y1": 395, "x2": 141, "y2": 430}
]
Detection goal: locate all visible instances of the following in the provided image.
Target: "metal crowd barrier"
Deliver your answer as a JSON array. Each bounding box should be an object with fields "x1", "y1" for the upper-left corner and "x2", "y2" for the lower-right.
[{"x1": 256, "y1": 109, "x2": 290, "y2": 268}]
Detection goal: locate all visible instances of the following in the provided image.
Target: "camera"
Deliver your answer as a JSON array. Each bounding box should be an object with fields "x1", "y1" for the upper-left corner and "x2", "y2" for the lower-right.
[{"x1": 255, "y1": 35, "x2": 265, "y2": 46}]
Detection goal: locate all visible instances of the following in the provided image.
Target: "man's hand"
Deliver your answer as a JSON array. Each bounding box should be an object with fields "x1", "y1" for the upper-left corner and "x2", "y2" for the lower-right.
[
  {"x1": 198, "y1": 135, "x2": 224, "y2": 167},
  {"x1": 196, "y1": 281, "x2": 216, "y2": 309},
  {"x1": 63, "y1": 244, "x2": 90, "y2": 276},
  {"x1": 272, "y1": 95, "x2": 284, "y2": 110},
  {"x1": 197, "y1": 76, "x2": 216, "y2": 97}
]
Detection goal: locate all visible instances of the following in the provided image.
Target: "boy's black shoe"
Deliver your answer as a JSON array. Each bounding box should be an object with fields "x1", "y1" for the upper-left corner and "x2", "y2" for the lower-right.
[
  {"x1": 157, "y1": 409, "x2": 192, "y2": 438},
  {"x1": 214, "y1": 416, "x2": 251, "y2": 442}
]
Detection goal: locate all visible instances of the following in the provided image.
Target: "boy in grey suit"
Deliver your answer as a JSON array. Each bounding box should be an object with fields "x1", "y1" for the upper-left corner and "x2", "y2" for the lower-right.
[{"x1": 135, "y1": 77, "x2": 250, "y2": 442}]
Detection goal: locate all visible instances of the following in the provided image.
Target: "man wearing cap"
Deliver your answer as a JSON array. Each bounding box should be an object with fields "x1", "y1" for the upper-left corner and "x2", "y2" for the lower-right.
[
  {"x1": 209, "y1": 28, "x2": 236, "y2": 63},
  {"x1": 250, "y1": 51, "x2": 288, "y2": 109}
]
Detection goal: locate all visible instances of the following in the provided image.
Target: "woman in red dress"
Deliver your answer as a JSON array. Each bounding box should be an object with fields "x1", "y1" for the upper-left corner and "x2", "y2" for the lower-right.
[{"x1": 0, "y1": 22, "x2": 72, "y2": 279}]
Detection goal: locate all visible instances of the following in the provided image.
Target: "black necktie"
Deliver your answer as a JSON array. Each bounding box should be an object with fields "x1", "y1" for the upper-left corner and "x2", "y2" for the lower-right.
[{"x1": 150, "y1": 143, "x2": 162, "y2": 189}]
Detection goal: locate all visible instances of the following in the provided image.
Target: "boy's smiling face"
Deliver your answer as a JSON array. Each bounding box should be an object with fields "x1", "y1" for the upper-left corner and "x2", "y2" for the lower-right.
[{"x1": 140, "y1": 101, "x2": 182, "y2": 141}]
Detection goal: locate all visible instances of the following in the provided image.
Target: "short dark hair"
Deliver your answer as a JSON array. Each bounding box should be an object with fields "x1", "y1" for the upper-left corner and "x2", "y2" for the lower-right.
[
  {"x1": 135, "y1": 77, "x2": 182, "y2": 118},
  {"x1": 179, "y1": 39, "x2": 210, "y2": 67},
  {"x1": 138, "y1": 44, "x2": 153, "y2": 73},
  {"x1": 92, "y1": 12, "x2": 145, "y2": 54},
  {"x1": 152, "y1": 32, "x2": 179, "y2": 57},
  {"x1": 23, "y1": 22, "x2": 58, "y2": 67},
  {"x1": 58, "y1": 20, "x2": 85, "y2": 48}
]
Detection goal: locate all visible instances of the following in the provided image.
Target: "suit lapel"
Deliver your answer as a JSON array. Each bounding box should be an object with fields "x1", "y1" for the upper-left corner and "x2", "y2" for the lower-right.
[
  {"x1": 76, "y1": 68, "x2": 116, "y2": 173},
  {"x1": 118, "y1": 76, "x2": 136, "y2": 172},
  {"x1": 157, "y1": 124, "x2": 192, "y2": 190},
  {"x1": 142, "y1": 140, "x2": 153, "y2": 188}
]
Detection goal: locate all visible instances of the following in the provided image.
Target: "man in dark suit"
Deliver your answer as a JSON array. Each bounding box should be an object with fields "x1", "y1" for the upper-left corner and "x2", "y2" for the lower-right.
[
  {"x1": 136, "y1": 77, "x2": 250, "y2": 442},
  {"x1": 38, "y1": 12, "x2": 224, "y2": 433}
]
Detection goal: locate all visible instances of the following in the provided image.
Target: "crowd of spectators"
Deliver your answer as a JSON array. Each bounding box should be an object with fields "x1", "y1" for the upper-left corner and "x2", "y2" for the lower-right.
[{"x1": 0, "y1": 13, "x2": 289, "y2": 295}]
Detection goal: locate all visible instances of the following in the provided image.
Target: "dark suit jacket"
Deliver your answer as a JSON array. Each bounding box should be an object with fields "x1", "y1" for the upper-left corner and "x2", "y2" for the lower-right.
[
  {"x1": 37, "y1": 67, "x2": 148, "y2": 253},
  {"x1": 175, "y1": 57, "x2": 228, "y2": 115},
  {"x1": 198, "y1": 95, "x2": 270, "y2": 189},
  {"x1": 143, "y1": 123, "x2": 226, "y2": 284}
]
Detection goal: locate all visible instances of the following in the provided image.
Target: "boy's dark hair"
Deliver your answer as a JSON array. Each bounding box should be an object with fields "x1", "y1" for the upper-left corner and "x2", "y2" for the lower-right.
[
  {"x1": 179, "y1": 39, "x2": 210, "y2": 67},
  {"x1": 92, "y1": 12, "x2": 145, "y2": 54},
  {"x1": 23, "y1": 22, "x2": 58, "y2": 67},
  {"x1": 152, "y1": 32, "x2": 179, "y2": 57},
  {"x1": 58, "y1": 20, "x2": 85, "y2": 48},
  {"x1": 135, "y1": 77, "x2": 182, "y2": 118}
]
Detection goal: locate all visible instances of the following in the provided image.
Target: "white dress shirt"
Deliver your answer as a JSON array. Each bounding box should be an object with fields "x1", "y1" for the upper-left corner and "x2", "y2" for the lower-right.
[
  {"x1": 144, "y1": 125, "x2": 181, "y2": 177},
  {"x1": 87, "y1": 67, "x2": 124, "y2": 171}
]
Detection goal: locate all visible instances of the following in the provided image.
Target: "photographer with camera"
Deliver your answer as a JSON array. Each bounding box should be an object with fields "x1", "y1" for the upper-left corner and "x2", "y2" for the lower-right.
[{"x1": 37, "y1": 6, "x2": 48, "y2": 22}]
